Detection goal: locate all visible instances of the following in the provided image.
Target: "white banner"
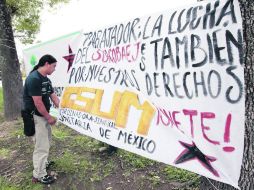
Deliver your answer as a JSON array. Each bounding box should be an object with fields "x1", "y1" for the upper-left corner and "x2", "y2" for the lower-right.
[{"x1": 23, "y1": 0, "x2": 244, "y2": 188}]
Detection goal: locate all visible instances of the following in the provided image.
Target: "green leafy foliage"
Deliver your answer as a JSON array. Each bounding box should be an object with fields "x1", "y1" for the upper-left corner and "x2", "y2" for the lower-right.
[{"x1": 6, "y1": 0, "x2": 70, "y2": 44}]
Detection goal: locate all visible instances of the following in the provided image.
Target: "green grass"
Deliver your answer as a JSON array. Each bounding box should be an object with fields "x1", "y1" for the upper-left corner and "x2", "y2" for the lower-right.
[
  {"x1": 89, "y1": 158, "x2": 115, "y2": 181},
  {"x1": 164, "y1": 166, "x2": 200, "y2": 185},
  {"x1": 10, "y1": 121, "x2": 24, "y2": 138},
  {"x1": 17, "y1": 171, "x2": 43, "y2": 190},
  {"x1": 0, "y1": 88, "x2": 3, "y2": 112},
  {"x1": 101, "y1": 159, "x2": 115, "y2": 177},
  {"x1": 53, "y1": 149, "x2": 115, "y2": 183},
  {"x1": 78, "y1": 159, "x2": 92, "y2": 172},
  {"x1": 54, "y1": 151, "x2": 79, "y2": 173},
  {"x1": 118, "y1": 149, "x2": 155, "y2": 169},
  {"x1": 0, "y1": 148, "x2": 10, "y2": 158},
  {"x1": 71, "y1": 135, "x2": 102, "y2": 152},
  {"x1": 0, "y1": 176, "x2": 19, "y2": 190},
  {"x1": 52, "y1": 125, "x2": 71, "y2": 140},
  {"x1": 147, "y1": 172, "x2": 161, "y2": 186}
]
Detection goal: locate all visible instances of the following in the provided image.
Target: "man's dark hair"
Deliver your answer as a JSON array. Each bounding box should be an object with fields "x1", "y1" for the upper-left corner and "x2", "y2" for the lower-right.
[{"x1": 30, "y1": 54, "x2": 57, "y2": 73}]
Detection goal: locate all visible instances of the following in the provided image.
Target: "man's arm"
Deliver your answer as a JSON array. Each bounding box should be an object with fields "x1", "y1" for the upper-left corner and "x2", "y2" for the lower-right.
[
  {"x1": 32, "y1": 96, "x2": 56, "y2": 125},
  {"x1": 50, "y1": 93, "x2": 60, "y2": 108}
]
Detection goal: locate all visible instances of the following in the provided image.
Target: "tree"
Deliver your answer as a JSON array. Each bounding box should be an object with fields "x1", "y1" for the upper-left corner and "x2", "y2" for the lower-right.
[
  {"x1": 200, "y1": 0, "x2": 254, "y2": 189},
  {"x1": 0, "y1": 0, "x2": 23, "y2": 120},
  {"x1": 0, "y1": 0, "x2": 69, "y2": 120},
  {"x1": 6, "y1": 0, "x2": 69, "y2": 44}
]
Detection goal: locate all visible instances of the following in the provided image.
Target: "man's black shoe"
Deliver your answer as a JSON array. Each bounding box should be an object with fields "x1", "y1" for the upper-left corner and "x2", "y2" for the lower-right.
[
  {"x1": 32, "y1": 174, "x2": 55, "y2": 184},
  {"x1": 107, "y1": 146, "x2": 117, "y2": 156}
]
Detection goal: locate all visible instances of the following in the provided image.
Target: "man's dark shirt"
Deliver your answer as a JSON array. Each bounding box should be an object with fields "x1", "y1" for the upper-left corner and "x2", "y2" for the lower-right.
[{"x1": 23, "y1": 70, "x2": 54, "y2": 116}]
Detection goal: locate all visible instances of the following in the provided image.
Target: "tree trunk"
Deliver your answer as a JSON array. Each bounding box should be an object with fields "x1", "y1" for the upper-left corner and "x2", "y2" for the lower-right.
[
  {"x1": 0, "y1": 0, "x2": 23, "y2": 120},
  {"x1": 200, "y1": 0, "x2": 254, "y2": 189}
]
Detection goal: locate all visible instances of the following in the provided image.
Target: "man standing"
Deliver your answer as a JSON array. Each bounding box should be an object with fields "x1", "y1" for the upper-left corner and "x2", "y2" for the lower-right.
[{"x1": 23, "y1": 54, "x2": 60, "y2": 184}]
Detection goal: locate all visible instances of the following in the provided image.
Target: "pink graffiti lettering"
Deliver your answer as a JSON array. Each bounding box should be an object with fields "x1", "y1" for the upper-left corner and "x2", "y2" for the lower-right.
[
  {"x1": 156, "y1": 108, "x2": 184, "y2": 133},
  {"x1": 201, "y1": 112, "x2": 220, "y2": 145},
  {"x1": 92, "y1": 42, "x2": 140, "y2": 63},
  {"x1": 183, "y1": 109, "x2": 198, "y2": 138},
  {"x1": 223, "y1": 114, "x2": 235, "y2": 152},
  {"x1": 156, "y1": 108, "x2": 176, "y2": 127},
  {"x1": 156, "y1": 108, "x2": 235, "y2": 151}
]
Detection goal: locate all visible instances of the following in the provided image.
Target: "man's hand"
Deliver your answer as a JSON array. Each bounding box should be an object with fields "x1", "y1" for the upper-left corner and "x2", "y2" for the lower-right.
[{"x1": 47, "y1": 116, "x2": 57, "y2": 125}]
